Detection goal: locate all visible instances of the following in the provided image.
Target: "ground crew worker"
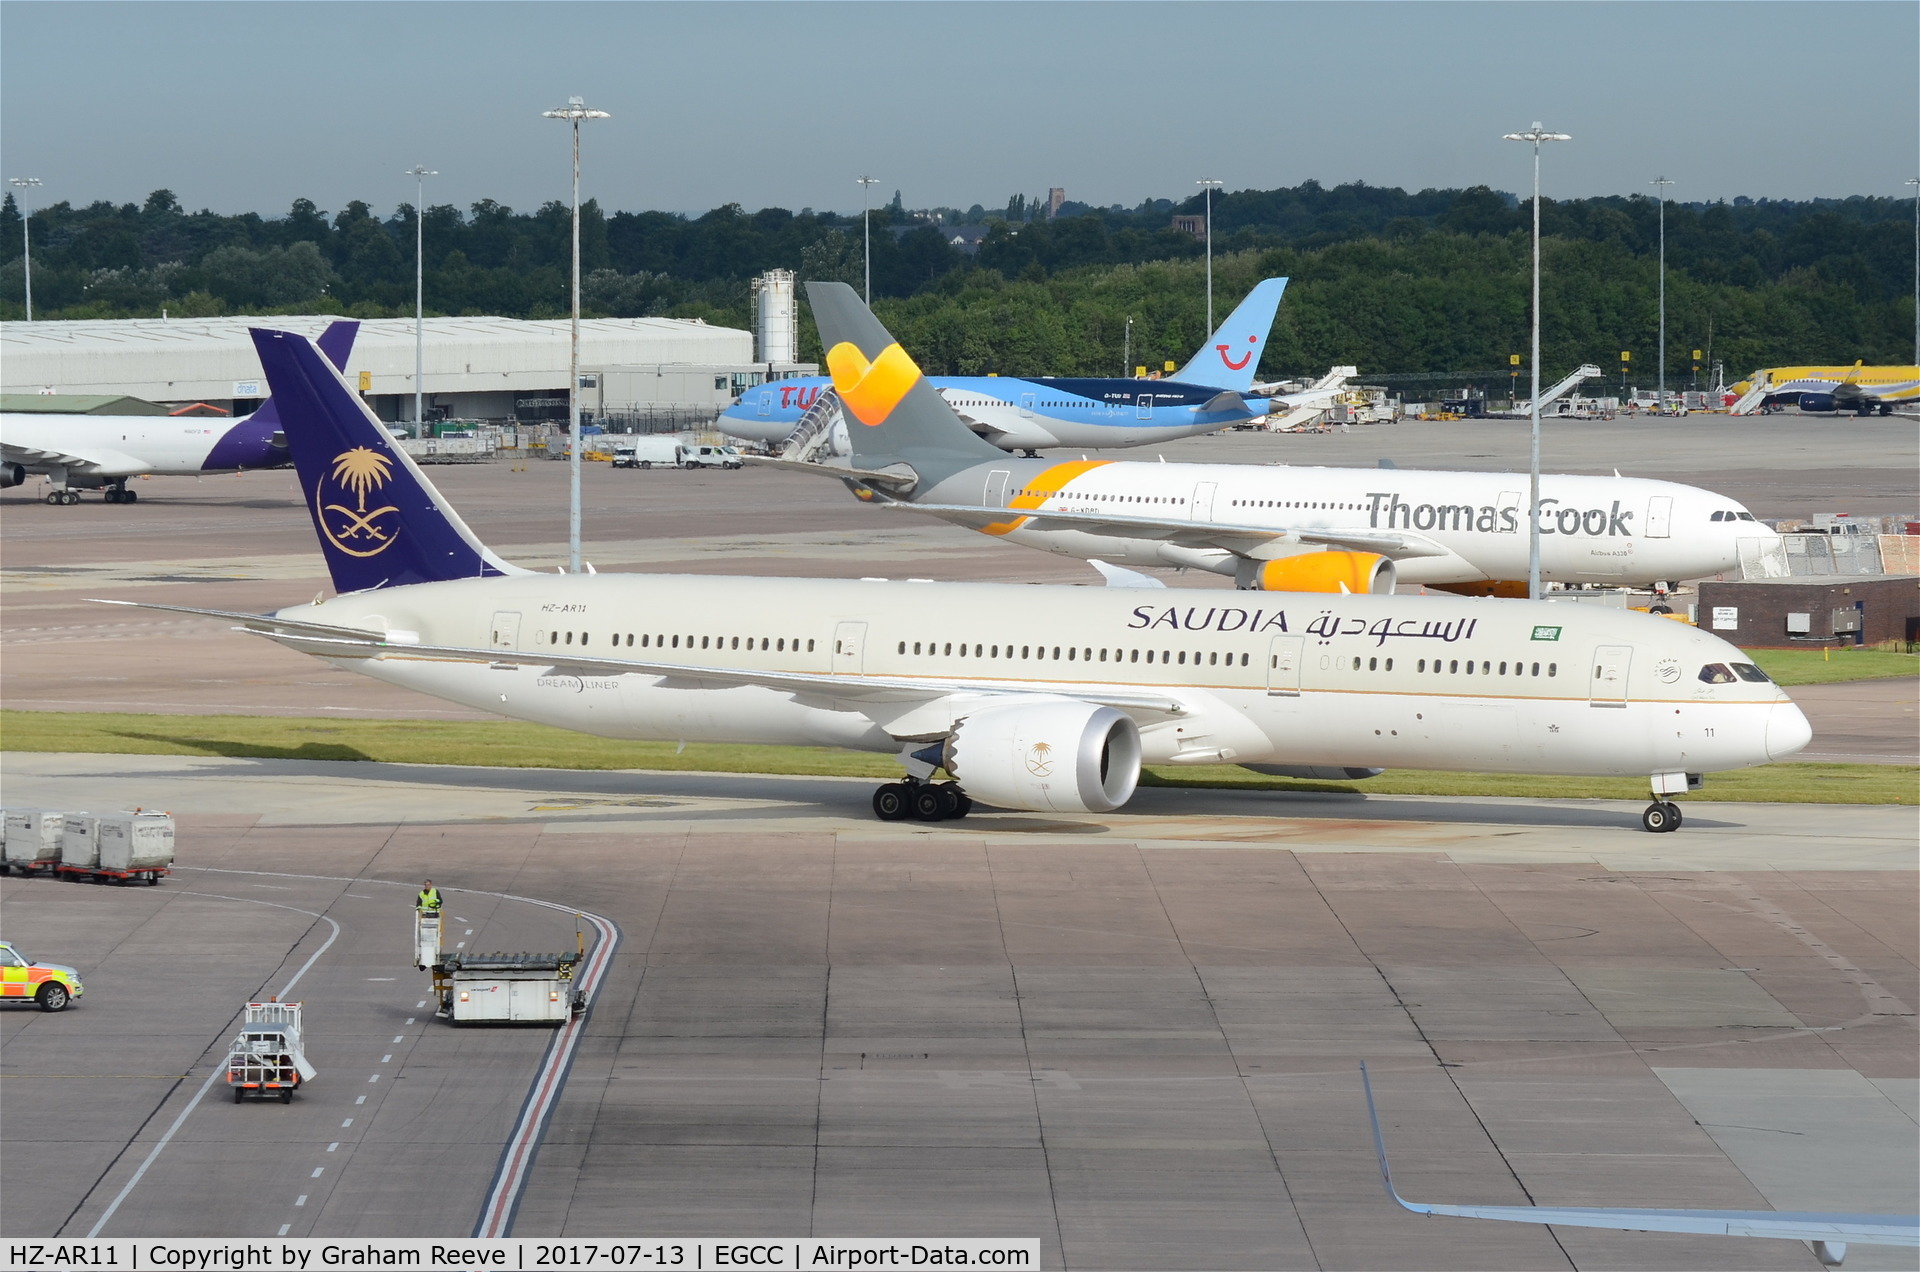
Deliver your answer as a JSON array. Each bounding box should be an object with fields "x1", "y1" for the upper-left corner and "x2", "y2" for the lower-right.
[{"x1": 416, "y1": 880, "x2": 442, "y2": 911}]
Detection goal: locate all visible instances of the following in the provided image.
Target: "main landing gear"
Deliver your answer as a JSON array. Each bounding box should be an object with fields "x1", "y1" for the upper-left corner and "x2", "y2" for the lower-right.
[
  {"x1": 872, "y1": 778, "x2": 972, "y2": 823},
  {"x1": 103, "y1": 483, "x2": 138, "y2": 504},
  {"x1": 45, "y1": 489, "x2": 81, "y2": 505},
  {"x1": 1641, "y1": 801, "x2": 1683, "y2": 833}
]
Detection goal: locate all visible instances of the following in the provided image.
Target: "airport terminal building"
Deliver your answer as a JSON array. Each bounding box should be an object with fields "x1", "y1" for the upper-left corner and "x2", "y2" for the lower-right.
[{"x1": 0, "y1": 315, "x2": 814, "y2": 429}]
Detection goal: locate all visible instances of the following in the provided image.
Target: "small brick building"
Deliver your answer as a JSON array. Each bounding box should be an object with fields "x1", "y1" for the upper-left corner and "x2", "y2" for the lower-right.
[{"x1": 1695, "y1": 574, "x2": 1920, "y2": 647}]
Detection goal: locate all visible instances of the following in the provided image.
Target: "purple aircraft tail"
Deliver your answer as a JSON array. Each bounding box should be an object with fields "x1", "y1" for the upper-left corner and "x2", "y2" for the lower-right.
[
  {"x1": 204, "y1": 320, "x2": 360, "y2": 471},
  {"x1": 250, "y1": 327, "x2": 521, "y2": 593}
]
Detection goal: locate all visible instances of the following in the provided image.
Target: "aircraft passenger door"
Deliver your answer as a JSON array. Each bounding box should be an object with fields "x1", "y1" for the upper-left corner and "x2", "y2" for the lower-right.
[
  {"x1": 1497, "y1": 491, "x2": 1522, "y2": 532},
  {"x1": 1190, "y1": 482, "x2": 1218, "y2": 522},
  {"x1": 1019, "y1": 393, "x2": 1035, "y2": 419},
  {"x1": 832, "y1": 622, "x2": 867, "y2": 675},
  {"x1": 489, "y1": 611, "x2": 522, "y2": 650},
  {"x1": 1646, "y1": 496, "x2": 1673, "y2": 538},
  {"x1": 1265, "y1": 635, "x2": 1304, "y2": 696},
  {"x1": 1136, "y1": 394, "x2": 1153, "y2": 420},
  {"x1": 984, "y1": 469, "x2": 1011, "y2": 508},
  {"x1": 1588, "y1": 645, "x2": 1632, "y2": 708},
  {"x1": 756, "y1": 391, "x2": 772, "y2": 417}
]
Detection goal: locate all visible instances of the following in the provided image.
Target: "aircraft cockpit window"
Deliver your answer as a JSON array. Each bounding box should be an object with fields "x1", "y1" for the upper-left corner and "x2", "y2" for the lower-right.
[
  {"x1": 1736, "y1": 512, "x2": 1756, "y2": 521},
  {"x1": 1710, "y1": 511, "x2": 1725, "y2": 521},
  {"x1": 1731, "y1": 662, "x2": 1771, "y2": 682},
  {"x1": 1699, "y1": 663, "x2": 1737, "y2": 684}
]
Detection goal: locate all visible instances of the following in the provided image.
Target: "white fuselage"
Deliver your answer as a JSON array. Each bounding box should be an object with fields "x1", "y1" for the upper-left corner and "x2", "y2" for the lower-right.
[
  {"x1": 929, "y1": 459, "x2": 1776, "y2": 586},
  {"x1": 1, "y1": 414, "x2": 264, "y2": 479},
  {"x1": 285, "y1": 573, "x2": 1807, "y2": 781}
]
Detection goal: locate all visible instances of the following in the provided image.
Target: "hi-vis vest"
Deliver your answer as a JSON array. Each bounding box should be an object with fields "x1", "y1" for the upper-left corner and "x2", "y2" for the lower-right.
[{"x1": 417, "y1": 888, "x2": 442, "y2": 910}]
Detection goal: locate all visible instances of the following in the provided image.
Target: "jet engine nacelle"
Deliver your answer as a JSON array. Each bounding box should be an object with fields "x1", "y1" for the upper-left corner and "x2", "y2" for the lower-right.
[
  {"x1": 0, "y1": 463, "x2": 23, "y2": 489},
  {"x1": 945, "y1": 699, "x2": 1141, "y2": 813},
  {"x1": 1796, "y1": 393, "x2": 1838, "y2": 413},
  {"x1": 1237, "y1": 551, "x2": 1394, "y2": 594}
]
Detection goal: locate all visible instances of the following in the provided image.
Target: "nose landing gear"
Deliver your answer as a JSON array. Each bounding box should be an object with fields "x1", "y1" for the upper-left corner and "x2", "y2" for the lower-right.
[
  {"x1": 872, "y1": 779, "x2": 971, "y2": 822},
  {"x1": 1641, "y1": 801, "x2": 1683, "y2": 833}
]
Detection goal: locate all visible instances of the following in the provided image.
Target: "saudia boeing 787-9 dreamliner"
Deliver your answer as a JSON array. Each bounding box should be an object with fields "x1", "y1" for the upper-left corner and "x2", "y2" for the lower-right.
[{"x1": 106, "y1": 286, "x2": 1810, "y2": 833}]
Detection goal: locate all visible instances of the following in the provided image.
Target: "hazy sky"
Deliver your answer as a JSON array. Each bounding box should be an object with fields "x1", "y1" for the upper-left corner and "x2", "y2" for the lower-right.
[{"x1": 4, "y1": 2, "x2": 1915, "y2": 220}]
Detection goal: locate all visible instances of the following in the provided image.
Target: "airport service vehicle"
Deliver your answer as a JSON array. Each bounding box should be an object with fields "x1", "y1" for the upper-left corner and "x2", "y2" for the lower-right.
[
  {"x1": 225, "y1": 1001, "x2": 315, "y2": 1102},
  {"x1": 113, "y1": 308, "x2": 1811, "y2": 835},
  {"x1": 1728, "y1": 362, "x2": 1920, "y2": 416},
  {"x1": 0, "y1": 940, "x2": 84, "y2": 1011},
  {"x1": 1, "y1": 321, "x2": 359, "y2": 505},
  {"x1": 612, "y1": 436, "x2": 684, "y2": 469},
  {"x1": 721, "y1": 279, "x2": 1339, "y2": 454},
  {"x1": 3, "y1": 809, "x2": 65, "y2": 877},
  {"x1": 55, "y1": 811, "x2": 174, "y2": 885},
  {"x1": 414, "y1": 907, "x2": 586, "y2": 1023},
  {"x1": 681, "y1": 444, "x2": 743, "y2": 469},
  {"x1": 758, "y1": 315, "x2": 1776, "y2": 593}
]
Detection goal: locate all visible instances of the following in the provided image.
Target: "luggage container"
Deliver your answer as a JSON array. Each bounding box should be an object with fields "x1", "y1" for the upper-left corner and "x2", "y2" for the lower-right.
[
  {"x1": 4, "y1": 810, "x2": 65, "y2": 877},
  {"x1": 59, "y1": 814, "x2": 102, "y2": 872},
  {"x1": 225, "y1": 1001, "x2": 316, "y2": 1102},
  {"x1": 92, "y1": 812, "x2": 174, "y2": 884},
  {"x1": 437, "y1": 951, "x2": 584, "y2": 1025}
]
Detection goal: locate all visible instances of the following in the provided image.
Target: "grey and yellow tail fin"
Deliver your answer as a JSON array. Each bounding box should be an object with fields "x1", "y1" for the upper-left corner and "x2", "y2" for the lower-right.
[{"x1": 804, "y1": 282, "x2": 1004, "y2": 487}]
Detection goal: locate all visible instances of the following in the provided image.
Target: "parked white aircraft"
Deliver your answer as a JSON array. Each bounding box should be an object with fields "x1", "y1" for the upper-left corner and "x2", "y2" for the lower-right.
[
  {"x1": 110, "y1": 300, "x2": 1810, "y2": 833},
  {"x1": 1, "y1": 321, "x2": 357, "y2": 504},
  {"x1": 1361, "y1": 1063, "x2": 1918, "y2": 1267},
  {"x1": 757, "y1": 376, "x2": 1781, "y2": 595}
]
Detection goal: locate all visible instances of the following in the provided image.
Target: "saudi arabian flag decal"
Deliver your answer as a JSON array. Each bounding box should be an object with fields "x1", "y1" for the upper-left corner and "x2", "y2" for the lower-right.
[{"x1": 1531, "y1": 625, "x2": 1562, "y2": 641}]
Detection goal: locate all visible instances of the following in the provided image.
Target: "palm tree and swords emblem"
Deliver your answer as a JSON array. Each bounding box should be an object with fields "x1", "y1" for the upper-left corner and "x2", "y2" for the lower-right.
[{"x1": 318, "y1": 447, "x2": 401, "y2": 557}]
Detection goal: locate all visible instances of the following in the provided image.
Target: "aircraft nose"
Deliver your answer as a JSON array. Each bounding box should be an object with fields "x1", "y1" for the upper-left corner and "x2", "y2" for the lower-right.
[{"x1": 1766, "y1": 699, "x2": 1813, "y2": 761}]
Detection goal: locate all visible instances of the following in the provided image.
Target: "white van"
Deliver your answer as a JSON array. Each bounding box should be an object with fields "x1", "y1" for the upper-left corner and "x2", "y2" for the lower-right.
[
  {"x1": 681, "y1": 445, "x2": 743, "y2": 470},
  {"x1": 611, "y1": 436, "x2": 684, "y2": 469}
]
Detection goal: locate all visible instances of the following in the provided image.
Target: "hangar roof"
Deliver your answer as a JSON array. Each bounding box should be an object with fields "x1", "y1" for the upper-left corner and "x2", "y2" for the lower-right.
[{"x1": 0, "y1": 315, "x2": 752, "y2": 400}]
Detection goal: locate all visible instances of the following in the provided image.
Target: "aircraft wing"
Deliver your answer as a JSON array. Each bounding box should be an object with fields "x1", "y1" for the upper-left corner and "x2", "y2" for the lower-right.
[
  {"x1": 1360, "y1": 1063, "x2": 1919, "y2": 1257},
  {"x1": 742, "y1": 454, "x2": 923, "y2": 492},
  {"x1": 93, "y1": 600, "x2": 1192, "y2": 726},
  {"x1": 1, "y1": 439, "x2": 149, "y2": 476},
  {"x1": 874, "y1": 501, "x2": 1452, "y2": 561}
]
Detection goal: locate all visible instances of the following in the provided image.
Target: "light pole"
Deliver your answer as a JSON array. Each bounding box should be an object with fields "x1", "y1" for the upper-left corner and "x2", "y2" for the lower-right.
[
  {"x1": 1650, "y1": 176, "x2": 1674, "y2": 413},
  {"x1": 9, "y1": 177, "x2": 42, "y2": 320},
  {"x1": 1197, "y1": 178, "x2": 1223, "y2": 332},
  {"x1": 1502, "y1": 122, "x2": 1571, "y2": 601},
  {"x1": 404, "y1": 166, "x2": 437, "y2": 435},
  {"x1": 1123, "y1": 315, "x2": 1133, "y2": 377},
  {"x1": 542, "y1": 96, "x2": 609, "y2": 576},
  {"x1": 1908, "y1": 177, "x2": 1919, "y2": 364},
  {"x1": 856, "y1": 175, "x2": 878, "y2": 304}
]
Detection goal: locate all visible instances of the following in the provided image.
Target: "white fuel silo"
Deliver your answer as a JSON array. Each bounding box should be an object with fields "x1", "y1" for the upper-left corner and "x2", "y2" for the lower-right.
[{"x1": 751, "y1": 270, "x2": 797, "y2": 366}]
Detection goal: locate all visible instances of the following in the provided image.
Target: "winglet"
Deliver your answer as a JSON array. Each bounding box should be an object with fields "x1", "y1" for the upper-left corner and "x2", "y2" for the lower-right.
[{"x1": 1361, "y1": 1062, "x2": 1428, "y2": 1216}]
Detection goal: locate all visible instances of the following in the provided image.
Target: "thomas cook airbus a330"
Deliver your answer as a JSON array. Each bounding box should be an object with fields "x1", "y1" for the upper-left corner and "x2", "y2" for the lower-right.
[{"x1": 103, "y1": 289, "x2": 1810, "y2": 832}]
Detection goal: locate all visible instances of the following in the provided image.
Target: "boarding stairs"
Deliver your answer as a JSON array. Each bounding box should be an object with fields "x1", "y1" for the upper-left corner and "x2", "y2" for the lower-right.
[{"x1": 780, "y1": 389, "x2": 845, "y2": 463}]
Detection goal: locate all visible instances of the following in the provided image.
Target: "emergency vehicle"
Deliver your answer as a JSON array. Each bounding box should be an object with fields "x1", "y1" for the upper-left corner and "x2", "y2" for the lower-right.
[{"x1": 0, "y1": 940, "x2": 84, "y2": 1011}]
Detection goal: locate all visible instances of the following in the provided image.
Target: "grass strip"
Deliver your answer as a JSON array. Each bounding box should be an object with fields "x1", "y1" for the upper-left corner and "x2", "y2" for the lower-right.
[
  {"x1": 4, "y1": 710, "x2": 1911, "y2": 805},
  {"x1": 1744, "y1": 647, "x2": 1918, "y2": 686}
]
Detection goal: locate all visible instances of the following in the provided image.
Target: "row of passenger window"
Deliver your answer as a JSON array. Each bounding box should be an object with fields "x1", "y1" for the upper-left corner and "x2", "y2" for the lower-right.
[
  {"x1": 1337, "y1": 655, "x2": 1557, "y2": 676},
  {"x1": 897, "y1": 640, "x2": 1252, "y2": 668},
  {"x1": 548, "y1": 630, "x2": 817, "y2": 654}
]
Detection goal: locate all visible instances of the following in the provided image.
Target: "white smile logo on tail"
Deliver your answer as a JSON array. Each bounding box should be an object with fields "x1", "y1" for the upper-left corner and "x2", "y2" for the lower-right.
[{"x1": 317, "y1": 447, "x2": 401, "y2": 558}]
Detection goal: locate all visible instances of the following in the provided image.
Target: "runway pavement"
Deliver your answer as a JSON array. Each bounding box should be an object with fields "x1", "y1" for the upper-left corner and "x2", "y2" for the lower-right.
[{"x1": 2, "y1": 753, "x2": 1913, "y2": 1268}]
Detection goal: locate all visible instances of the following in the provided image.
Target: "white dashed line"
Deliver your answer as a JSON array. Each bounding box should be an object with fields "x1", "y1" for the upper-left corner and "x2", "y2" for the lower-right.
[
  {"x1": 368, "y1": 1074, "x2": 380, "y2": 1083},
  {"x1": 381, "y1": 1055, "x2": 392, "y2": 1063},
  {"x1": 391, "y1": 1035, "x2": 403, "y2": 1044},
  {"x1": 355, "y1": 1096, "x2": 366, "y2": 1105},
  {"x1": 341, "y1": 1118, "x2": 353, "y2": 1127},
  {"x1": 327, "y1": 1143, "x2": 339, "y2": 1152},
  {"x1": 279, "y1": 1225, "x2": 291, "y2": 1236},
  {"x1": 405, "y1": 1018, "x2": 415, "y2": 1025},
  {"x1": 455, "y1": 941, "x2": 466, "y2": 948},
  {"x1": 416, "y1": 1001, "x2": 427, "y2": 1010},
  {"x1": 295, "y1": 1195, "x2": 307, "y2": 1207},
  {"x1": 311, "y1": 1167, "x2": 324, "y2": 1178},
  {"x1": 464, "y1": 929, "x2": 474, "y2": 936}
]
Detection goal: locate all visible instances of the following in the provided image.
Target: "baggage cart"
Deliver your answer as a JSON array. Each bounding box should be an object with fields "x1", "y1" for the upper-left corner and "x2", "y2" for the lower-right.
[
  {"x1": 85, "y1": 812, "x2": 174, "y2": 884},
  {"x1": 60, "y1": 813, "x2": 103, "y2": 872},
  {"x1": 4, "y1": 810, "x2": 65, "y2": 877},
  {"x1": 225, "y1": 1001, "x2": 316, "y2": 1102},
  {"x1": 436, "y1": 950, "x2": 585, "y2": 1025}
]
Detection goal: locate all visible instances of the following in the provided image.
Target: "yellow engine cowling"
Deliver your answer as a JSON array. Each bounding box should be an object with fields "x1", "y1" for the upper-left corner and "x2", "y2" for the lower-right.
[
  {"x1": 1429, "y1": 580, "x2": 1528, "y2": 599},
  {"x1": 1241, "y1": 551, "x2": 1395, "y2": 594}
]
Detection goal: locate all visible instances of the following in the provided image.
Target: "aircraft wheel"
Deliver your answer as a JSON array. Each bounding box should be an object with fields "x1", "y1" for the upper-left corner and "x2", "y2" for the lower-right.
[
  {"x1": 123, "y1": 488, "x2": 137, "y2": 503},
  {"x1": 909, "y1": 785, "x2": 947, "y2": 821},
  {"x1": 105, "y1": 488, "x2": 122, "y2": 504},
  {"x1": 1641, "y1": 802, "x2": 1676, "y2": 833},
  {"x1": 65, "y1": 490, "x2": 81, "y2": 505},
  {"x1": 1661, "y1": 801, "x2": 1682, "y2": 830},
  {"x1": 872, "y1": 783, "x2": 911, "y2": 822},
  {"x1": 938, "y1": 783, "x2": 968, "y2": 819},
  {"x1": 45, "y1": 491, "x2": 64, "y2": 505}
]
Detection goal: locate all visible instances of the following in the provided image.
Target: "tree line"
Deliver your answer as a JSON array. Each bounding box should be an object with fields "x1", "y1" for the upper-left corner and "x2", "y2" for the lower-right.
[{"x1": 1, "y1": 181, "x2": 1910, "y2": 382}]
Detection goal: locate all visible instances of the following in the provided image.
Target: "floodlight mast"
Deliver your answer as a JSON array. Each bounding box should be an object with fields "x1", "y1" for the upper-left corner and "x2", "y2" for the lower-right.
[
  {"x1": 857, "y1": 176, "x2": 879, "y2": 304},
  {"x1": 542, "y1": 97, "x2": 610, "y2": 576},
  {"x1": 9, "y1": 177, "x2": 43, "y2": 321},
  {"x1": 1908, "y1": 177, "x2": 1919, "y2": 364},
  {"x1": 1651, "y1": 176, "x2": 1674, "y2": 413},
  {"x1": 1502, "y1": 123, "x2": 1571, "y2": 601},
  {"x1": 404, "y1": 166, "x2": 437, "y2": 434},
  {"x1": 1197, "y1": 179, "x2": 1224, "y2": 332}
]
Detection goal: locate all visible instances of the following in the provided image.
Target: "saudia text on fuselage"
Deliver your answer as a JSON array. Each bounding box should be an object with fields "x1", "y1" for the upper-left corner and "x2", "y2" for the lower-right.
[
  {"x1": 1364, "y1": 492, "x2": 1636, "y2": 537},
  {"x1": 1125, "y1": 603, "x2": 1483, "y2": 650}
]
